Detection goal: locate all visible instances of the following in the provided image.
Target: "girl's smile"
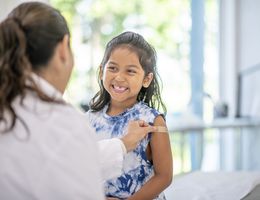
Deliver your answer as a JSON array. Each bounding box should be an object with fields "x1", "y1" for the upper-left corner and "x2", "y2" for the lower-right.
[{"x1": 111, "y1": 84, "x2": 128, "y2": 93}]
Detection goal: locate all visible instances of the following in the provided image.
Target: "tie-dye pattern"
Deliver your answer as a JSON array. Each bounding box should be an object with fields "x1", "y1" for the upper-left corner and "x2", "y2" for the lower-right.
[{"x1": 86, "y1": 101, "x2": 166, "y2": 200}]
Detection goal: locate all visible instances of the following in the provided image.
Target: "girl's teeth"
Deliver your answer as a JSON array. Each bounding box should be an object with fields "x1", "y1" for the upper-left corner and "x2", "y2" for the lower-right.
[{"x1": 114, "y1": 86, "x2": 126, "y2": 91}]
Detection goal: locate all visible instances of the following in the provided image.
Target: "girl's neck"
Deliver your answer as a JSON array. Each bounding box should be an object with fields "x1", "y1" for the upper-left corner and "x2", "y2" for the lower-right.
[{"x1": 107, "y1": 100, "x2": 137, "y2": 116}]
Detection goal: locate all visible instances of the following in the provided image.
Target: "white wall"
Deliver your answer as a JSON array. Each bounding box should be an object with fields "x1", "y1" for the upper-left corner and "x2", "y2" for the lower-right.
[
  {"x1": 238, "y1": 0, "x2": 260, "y2": 170},
  {"x1": 219, "y1": 0, "x2": 238, "y2": 118},
  {"x1": 239, "y1": 0, "x2": 260, "y2": 70},
  {"x1": 219, "y1": 0, "x2": 260, "y2": 170},
  {"x1": 219, "y1": 0, "x2": 260, "y2": 116},
  {"x1": 238, "y1": 0, "x2": 260, "y2": 118}
]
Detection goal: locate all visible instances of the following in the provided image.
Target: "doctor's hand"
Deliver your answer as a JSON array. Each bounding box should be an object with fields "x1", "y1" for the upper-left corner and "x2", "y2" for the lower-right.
[{"x1": 120, "y1": 120, "x2": 157, "y2": 152}]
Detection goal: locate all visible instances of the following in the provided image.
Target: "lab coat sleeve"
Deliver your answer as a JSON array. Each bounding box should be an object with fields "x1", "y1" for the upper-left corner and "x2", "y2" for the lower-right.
[{"x1": 98, "y1": 138, "x2": 125, "y2": 181}]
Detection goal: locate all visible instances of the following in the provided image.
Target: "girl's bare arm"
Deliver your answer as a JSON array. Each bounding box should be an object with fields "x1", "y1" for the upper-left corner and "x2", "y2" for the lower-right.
[{"x1": 127, "y1": 115, "x2": 173, "y2": 200}]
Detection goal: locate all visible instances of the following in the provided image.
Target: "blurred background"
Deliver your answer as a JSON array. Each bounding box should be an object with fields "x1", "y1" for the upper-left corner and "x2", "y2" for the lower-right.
[{"x1": 1, "y1": 0, "x2": 260, "y2": 176}]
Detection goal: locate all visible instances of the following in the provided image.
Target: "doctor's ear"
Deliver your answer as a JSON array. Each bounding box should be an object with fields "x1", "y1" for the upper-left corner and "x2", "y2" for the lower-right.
[
  {"x1": 58, "y1": 34, "x2": 71, "y2": 65},
  {"x1": 142, "y1": 73, "x2": 153, "y2": 88}
]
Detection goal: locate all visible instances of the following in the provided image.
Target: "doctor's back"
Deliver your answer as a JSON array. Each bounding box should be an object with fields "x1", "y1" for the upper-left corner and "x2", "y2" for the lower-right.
[
  {"x1": 0, "y1": 85, "x2": 104, "y2": 199},
  {"x1": 0, "y1": 2, "x2": 104, "y2": 199}
]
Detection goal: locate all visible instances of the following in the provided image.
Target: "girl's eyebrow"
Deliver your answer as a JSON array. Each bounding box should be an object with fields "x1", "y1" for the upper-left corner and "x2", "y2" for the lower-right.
[
  {"x1": 107, "y1": 61, "x2": 118, "y2": 65},
  {"x1": 125, "y1": 65, "x2": 144, "y2": 72},
  {"x1": 126, "y1": 65, "x2": 140, "y2": 69},
  {"x1": 108, "y1": 61, "x2": 141, "y2": 69}
]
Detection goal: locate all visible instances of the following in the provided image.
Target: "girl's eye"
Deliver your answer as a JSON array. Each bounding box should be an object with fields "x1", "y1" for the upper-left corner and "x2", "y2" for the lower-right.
[
  {"x1": 127, "y1": 69, "x2": 137, "y2": 75},
  {"x1": 107, "y1": 66, "x2": 117, "y2": 71}
]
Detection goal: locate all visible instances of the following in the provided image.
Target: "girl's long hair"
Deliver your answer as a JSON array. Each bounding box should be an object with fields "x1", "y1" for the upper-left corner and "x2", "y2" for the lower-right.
[{"x1": 90, "y1": 31, "x2": 166, "y2": 114}]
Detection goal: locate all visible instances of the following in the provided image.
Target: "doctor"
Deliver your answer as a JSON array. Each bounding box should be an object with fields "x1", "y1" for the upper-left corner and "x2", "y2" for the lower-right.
[{"x1": 0, "y1": 2, "x2": 156, "y2": 200}]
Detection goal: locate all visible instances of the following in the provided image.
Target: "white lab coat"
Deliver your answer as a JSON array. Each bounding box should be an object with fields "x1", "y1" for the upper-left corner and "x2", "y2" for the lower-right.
[{"x1": 0, "y1": 75, "x2": 124, "y2": 200}]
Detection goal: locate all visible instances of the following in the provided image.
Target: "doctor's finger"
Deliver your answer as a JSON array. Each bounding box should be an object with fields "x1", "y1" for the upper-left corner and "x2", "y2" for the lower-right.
[
  {"x1": 141, "y1": 125, "x2": 157, "y2": 135},
  {"x1": 138, "y1": 120, "x2": 149, "y2": 127}
]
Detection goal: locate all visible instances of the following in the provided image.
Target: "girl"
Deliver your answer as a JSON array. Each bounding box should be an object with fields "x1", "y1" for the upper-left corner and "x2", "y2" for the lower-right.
[{"x1": 86, "y1": 31, "x2": 173, "y2": 200}]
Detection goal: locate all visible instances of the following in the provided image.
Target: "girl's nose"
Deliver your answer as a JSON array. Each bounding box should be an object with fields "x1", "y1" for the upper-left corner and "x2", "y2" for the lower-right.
[{"x1": 114, "y1": 72, "x2": 125, "y2": 81}]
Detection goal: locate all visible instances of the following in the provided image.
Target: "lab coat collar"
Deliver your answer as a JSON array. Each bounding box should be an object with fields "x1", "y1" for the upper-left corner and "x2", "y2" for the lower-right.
[{"x1": 30, "y1": 73, "x2": 63, "y2": 100}]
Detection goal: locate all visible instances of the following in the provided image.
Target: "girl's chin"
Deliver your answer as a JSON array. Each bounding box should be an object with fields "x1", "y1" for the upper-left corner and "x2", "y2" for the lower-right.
[{"x1": 110, "y1": 98, "x2": 137, "y2": 106}]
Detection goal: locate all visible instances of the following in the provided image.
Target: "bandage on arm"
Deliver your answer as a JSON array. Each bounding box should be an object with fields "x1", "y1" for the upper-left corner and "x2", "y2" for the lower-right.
[{"x1": 154, "y1": 126, "x2": 168, "y2": 133}]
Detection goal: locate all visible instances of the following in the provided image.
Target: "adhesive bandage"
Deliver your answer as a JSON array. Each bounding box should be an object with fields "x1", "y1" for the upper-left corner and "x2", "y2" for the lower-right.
[{"x1": 155, "y1": 126, "x2": 168, "y2": 133}]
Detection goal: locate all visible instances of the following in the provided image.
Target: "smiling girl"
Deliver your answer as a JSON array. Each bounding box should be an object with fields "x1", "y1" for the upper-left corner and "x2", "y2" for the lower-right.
[{"x1": 86, "y1": 31, "x2": 173, "y2": 200}]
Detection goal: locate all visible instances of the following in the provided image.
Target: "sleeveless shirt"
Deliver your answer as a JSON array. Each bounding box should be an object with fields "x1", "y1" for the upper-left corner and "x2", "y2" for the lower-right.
[{"x1": 86, "y1": 101, "x2": 166, "y2": 199}]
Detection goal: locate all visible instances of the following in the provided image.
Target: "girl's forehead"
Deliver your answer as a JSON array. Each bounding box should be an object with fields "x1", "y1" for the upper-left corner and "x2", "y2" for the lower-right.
[
  {"x1": 110, "y1": 46, "x2": 138, "y2": 56},
  {"x1": 106, "y1": 48, "x2": 144, "y2": 70},
  {"x1": 109, "y1": 47, "x2": 140, "y2": 62}
]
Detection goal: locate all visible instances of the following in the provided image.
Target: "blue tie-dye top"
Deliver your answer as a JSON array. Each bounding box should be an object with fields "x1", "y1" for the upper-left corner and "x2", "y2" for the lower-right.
[{"x1": 85, "y1": 101, "x2": 166, "y2": 200}]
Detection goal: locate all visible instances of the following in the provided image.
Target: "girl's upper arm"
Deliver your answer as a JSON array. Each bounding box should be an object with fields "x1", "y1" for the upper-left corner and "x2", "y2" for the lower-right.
[{"x1": 150, "y1": 115, "x2": 173, "y2": 180}]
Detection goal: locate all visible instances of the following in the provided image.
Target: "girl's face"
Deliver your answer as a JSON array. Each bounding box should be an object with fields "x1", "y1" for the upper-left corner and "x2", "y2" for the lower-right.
[{"x1": 102, "y1": 47, "x2": 153, "y2": 108}]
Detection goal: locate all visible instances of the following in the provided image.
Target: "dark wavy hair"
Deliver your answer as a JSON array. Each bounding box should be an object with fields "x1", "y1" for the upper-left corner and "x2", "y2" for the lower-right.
[
  {"x1": 0, "y1": 2, "x2": 70, "y2": 132},
  {"x1": 90, "y1": 31, "x2": 166, "y2": 114}
]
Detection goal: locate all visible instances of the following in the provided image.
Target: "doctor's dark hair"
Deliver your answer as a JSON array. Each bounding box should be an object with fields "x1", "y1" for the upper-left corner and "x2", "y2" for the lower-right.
[
  {"x1": 0, "y1": 2, "x2": 70, "y2": 132},
  {"x1": 89, "y1": 31, "x2": 166, "y2": 114}
]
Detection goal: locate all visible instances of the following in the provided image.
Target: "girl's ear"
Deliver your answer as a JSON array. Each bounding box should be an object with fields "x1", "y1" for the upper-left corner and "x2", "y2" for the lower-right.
[{"x1": 142, "y1": 73, "x2": 153, "y2": 88}]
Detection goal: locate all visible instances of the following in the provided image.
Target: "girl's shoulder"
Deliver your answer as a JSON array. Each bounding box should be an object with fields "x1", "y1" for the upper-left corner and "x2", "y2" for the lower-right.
[
  {"x1": 136, "y1": 101, "x2": 164, "y2": 119},
  {"x1": 85, "y1": 108, "x2": 104, "y2": 123}
]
